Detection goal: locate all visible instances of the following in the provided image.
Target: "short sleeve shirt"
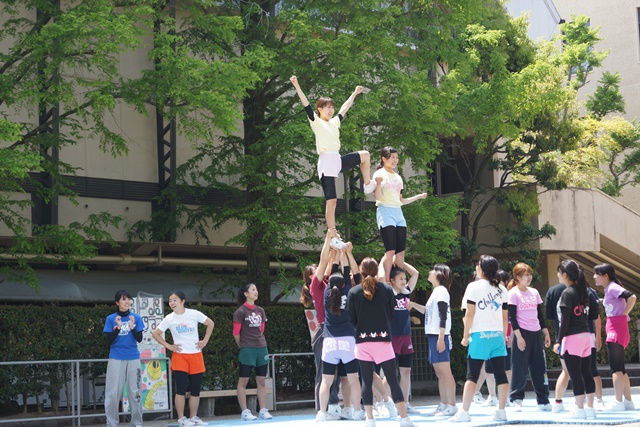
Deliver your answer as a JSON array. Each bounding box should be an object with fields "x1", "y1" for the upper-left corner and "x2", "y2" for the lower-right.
[
  {"x1": 157, "y1": 308, "x2": 208, "y2": 354},
  {"x1": 508, "y1": 287, "x2": 543, "y2": 332},
  {"x1": 373, "y1": 169, "x2": 403, "y2": 207},
  {"x1": 103, "y1": 312, "x2": 145, "y2": 360},
  {"x1": 233, "y1": 304, "x2": 268, "y2": 348},
  {"x1": 424, "y1": 285, "x2": 451, "y2": 335},
  {"x1": 465, "y1": 279, "x2": 507, "y2": 333},
  {"x1": 604, "y1": 282, "x2": 627, "y2": 317},
  {"x1": 309, "y1": 113, "x2": 341, "y2": 154},
  {"x1": 390, "y1": 287, "x2": 412, "y2": 337}
]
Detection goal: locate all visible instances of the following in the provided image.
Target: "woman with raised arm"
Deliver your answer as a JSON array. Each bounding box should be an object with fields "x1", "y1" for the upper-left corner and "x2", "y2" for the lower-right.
[{"x1": 289, "y1": 76, "x2": 374, "y2": 233}]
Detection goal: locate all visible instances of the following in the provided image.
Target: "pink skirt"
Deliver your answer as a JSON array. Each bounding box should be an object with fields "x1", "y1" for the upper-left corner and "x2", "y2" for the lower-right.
[{"x1": 561, "y1": 332, "x2": 591, "y2": 358}]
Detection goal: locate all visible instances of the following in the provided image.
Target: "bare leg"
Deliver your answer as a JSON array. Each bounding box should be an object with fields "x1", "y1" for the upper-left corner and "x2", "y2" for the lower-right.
[
  {"x1": 462, "y1": 380, "x2": 476, "y2": 411},
  {"x1": 175, "y1": 394, "x2": 186, "y2": 419},
  {"x1": 612, "y1": 371, "x2": 624, "y2": 402},
  {"x1": 475, "y1": 365, "x2": 486, "y2": 396},
  {"x1": 347, "y1": 373, "x2": 362, "y2": 411},
  {"x1": 325, "y1": 199, "x2": 337, "y2": 231},
  {"x1": 555, "y1": 360, "x2": 569, "y2": 401},
  {"x1": 256, "y1": 376, "x2": 267, "y2": 410},
  {"x1": 433, "y1": 362, "x2": 456, "y2": 406},
  {"x1": 373, "y1": 372, "x2": 391, "y2": 401},
  {"x1": 399, "y1": 367, "x2": 411, "y2": 405},
  {"x1": 624, "y1": 373, "x2": 632, "y2": 401},
  {"x1": 340, "y1": 376, "x2": 351, "y2": 407},
  {"x1": 594, "y1": 376, "x2": 603, "y2": 400},
  {"x1": 486, "y1": 373, "x2": 496, "y2": 397},
  {"x1": 575, "y1": 394, "x2": 585, "y2": 409},
  {"x1": 319, "y1": 374, "x2": 334, "y2": 412},
  {"x1": 497, "y1": 383, "x2": 508, "y2": 410},
  {"x1": 394, "y1": 251, "x2": 405, "y2": 271},
  {"x1": 237, "y1": 377, "x2": 249, "y2": 411},
  {"x1": 383, "y1": 250, "x2": 395, "y2": 283},
  {"x1": 358, "y1": 150, "x2": 371, "y2": 185},
  {"x1": 188, "y1": 396, "x2": 200, "y2": 419}
]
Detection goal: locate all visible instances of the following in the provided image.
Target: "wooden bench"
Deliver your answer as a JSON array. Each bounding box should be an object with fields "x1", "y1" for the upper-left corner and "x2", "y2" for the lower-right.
[{"x1": 186, "y1": 388, "x2": 273, "y2": 417}]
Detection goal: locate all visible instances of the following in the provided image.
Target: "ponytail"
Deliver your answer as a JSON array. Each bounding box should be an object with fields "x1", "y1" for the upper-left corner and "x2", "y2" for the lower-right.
[
  {"x1": 300, "y1": 264, "x2": 316, "y2": 308},
  {"x1": 328, "y1": 273, "x2": 344, "y2": 315},
  {"x1": 594, "y1": 263, "x2": 622, "y2": 286},
  {"x1": 557, "y1": 260, "x2": 589, "y2": 308},
  {"x1": 359, "y1": 257, "x2": 379, "y2": 301},
  {"x1": 478, "y1": 255, "x2": 500, "y2": 287},
  {"x1": 507, "y1": 263, "x2": 533, "y2": 290}
]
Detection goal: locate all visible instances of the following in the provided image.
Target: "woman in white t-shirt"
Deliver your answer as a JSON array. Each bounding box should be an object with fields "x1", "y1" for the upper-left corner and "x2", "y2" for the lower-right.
[
  {"x1": 412, "y1": 264, "x2": 456, "y2": 416},
  {"x1": 152, "y1": 291, "x2": 215, "y2": 427},
  {"x1": 452, "y1": 255, "x2": 509, "y2": 423},
  {"x1": 372, "y1": 146, "x2": 427, "y2": 283}
]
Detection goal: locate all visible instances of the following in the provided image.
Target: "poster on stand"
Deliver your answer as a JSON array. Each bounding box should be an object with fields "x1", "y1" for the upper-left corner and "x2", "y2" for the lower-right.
[{"x1": 123, "y1": 292, "x2": 169, "y2": 412}]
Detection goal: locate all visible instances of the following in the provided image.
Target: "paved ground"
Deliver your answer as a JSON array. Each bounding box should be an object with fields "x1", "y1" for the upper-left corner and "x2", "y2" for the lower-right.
[{"x1": 79, "y1": 386, "x2": 640, "y2": 427}]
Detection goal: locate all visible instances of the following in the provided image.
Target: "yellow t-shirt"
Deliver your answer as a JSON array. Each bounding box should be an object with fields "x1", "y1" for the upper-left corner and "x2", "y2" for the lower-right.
[
  {"x1": 373, "y1": 168, "x2": 403, "y2": 207},
  {"x1": 309, "y1": 113, "x2": 341, "y2": 154}
]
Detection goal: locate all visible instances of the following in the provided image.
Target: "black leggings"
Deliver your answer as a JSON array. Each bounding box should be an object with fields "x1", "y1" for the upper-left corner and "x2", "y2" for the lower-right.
[
  {"x1": 174, "y1": 371, "x2": 204, "y2": 396},
  {"x1": 380, "y1": 225, "x2": 407, "y2": 253},
  {"x1": 359, "y1": 358, "x2": 404, "y2": 405},
  {"x1": 563, "y1": 353, "x2": 595, "y2": 396},
  {"x1": 239, "y1": 363, "x2": 268, "y2": 378},
  {"x1": 607, "y1": 342, "x2": 626, "y2": 374},
  {"x1": 467, "y1": 357, "x2": 508, "y2": 385}
]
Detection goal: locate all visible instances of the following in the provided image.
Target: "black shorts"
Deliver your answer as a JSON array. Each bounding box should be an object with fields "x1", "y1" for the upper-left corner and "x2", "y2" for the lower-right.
[{"x1": 321, "y1": 152, "x2": 362, "y2": 200}]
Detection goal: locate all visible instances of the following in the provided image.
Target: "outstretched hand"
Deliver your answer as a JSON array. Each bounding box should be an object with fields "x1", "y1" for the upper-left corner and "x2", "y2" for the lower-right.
[
  {"x1": 354, "y1": 85, "x2": 364, "y2": 94},
  {"x1": 290, "y1": 75, "x2": 298, "y2": 85}
]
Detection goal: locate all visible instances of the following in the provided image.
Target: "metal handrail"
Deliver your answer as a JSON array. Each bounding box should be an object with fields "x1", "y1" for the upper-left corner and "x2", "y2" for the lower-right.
[
  {"x1": 0, "y1": 357, "x2": 172, "y2": 426},
  {"x1": 268, "y1": 352, "x2": 314, "y2": 410}
]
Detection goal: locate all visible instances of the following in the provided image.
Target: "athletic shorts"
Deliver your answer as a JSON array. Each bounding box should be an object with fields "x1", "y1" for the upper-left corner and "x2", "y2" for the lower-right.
[
  {"x1": 468, "y1": 331, "x2": 507, "y2": 360},
  {"x1": 322, "y1": 336, "x2": 356, "y2": 365},
  {"x1": 606, "y1": 315, "x2": 631, "y2": 349},
  {"x1": 239, "y1": 346, "x2": 269, "y2": 367},
  {"x1": 376, "y1": 205, "x2": 407, "y2": 228},
  {"x1": 561, "y1": 332, "x2": 591, "y2": 358},
  {"x1": 392, "y1": 335, "x2": 414, "y2": 356},
  {"x1": 355, "y1": 341, "x2": 395, "y2": 365},
  {"x1": 427, "y1": 334, "x2": 452, "y2": 364},
  {"x1": 171, "y1": 352, "x2": 206, "y2": 375}
]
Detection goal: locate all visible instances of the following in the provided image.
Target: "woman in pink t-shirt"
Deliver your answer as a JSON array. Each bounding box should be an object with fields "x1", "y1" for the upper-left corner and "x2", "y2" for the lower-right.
[
  {"x1": 507, "y1": 263, "x2": 551, "y2": 411},
  {"x1": 593, "y1": 263, "x2": 637, "y2": 410}
]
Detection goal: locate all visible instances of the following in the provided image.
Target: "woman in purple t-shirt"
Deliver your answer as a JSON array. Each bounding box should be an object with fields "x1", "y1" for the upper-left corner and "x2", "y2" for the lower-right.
[{"x1": 593, "y1": 263, "x2": 637, "y2": 411}]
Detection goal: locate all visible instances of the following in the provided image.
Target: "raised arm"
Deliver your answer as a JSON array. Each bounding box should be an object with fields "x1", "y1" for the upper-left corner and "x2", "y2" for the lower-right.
[
  {"x1": 338, "y1": 85, "x2": 363, "y2": 117},
  {"x1": 315, "y1": 229, "x2": 337, "y2": 282},
  {"x1": 402, "y1": 261, "x2": 419, "y2": 293},
  {"x1": 290, "y1": 75, "x2": 310, "y2": 107}
]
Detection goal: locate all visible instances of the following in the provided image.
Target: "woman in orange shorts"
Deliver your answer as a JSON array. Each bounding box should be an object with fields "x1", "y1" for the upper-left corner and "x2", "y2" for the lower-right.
[{"x1": 152, "y1": 291, "x2": 214, "y2": 427}]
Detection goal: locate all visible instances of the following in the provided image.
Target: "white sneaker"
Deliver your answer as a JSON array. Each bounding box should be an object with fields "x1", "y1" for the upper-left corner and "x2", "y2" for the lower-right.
[
  {"x1": 330, "y1": 236, "x2": 346, "y2": 250},
  {"x1": 449, "y1": 410, "x2": 470, "y2": 422},
  {"x1": 552, "y1": 402, "x2": 565, "y2": 413},
  {"x1": 178, "y1": 417, "x2": 195, "y2": 427},
  {"x1": 352, "y1": 409, "x2": 366, "y2": 420},
  {"x1": 241, "y1": 409, "x2": 257, "y2": 421},
  {"x1": 340, "y1": 406, "x2": 353, "y2": 419},
  {"x1": 363, "y1": 180, "x2": 376, "y2": 194},
  {"x1": 595, "y1": 399, "x2": 607, "y2": 411},
  {"x1": 493, "y1": 409, "x2": 507, "y2": 421},
  {"x1": 399, "y1": 416, "x2": 416, "y2": 427},
  {"x1": 384, "y1": 399, "x2": 398, "y2": 418},
  {"x1": 608, "y1": 400, "x2": 626, "y2": 411},
  {"x1": 513, "y1": 400, "x2": 523, "y2": 412},
  {"x1": 365, "y1": 418, "x2": 376, "y2": 427},
  {"x1": 374, "y1": 401, "x2": 387, "y2": 416},
  {"x1": 442, "y1": 405, "x2": 458, "y2": 416},
  {"x1": 482, "y1": 396, "x2": 498, "y2": 407},
  {"x1": 427, "y1": 402, "x2": 447, "y2": 416},
  {"x1": 625, "y1": 399, "x2": 635, "y2": 410},
  {"x1": 585, "y1": 407, "x2": 596, "y2": 419},
  {"x1": 316, "y1": 411, "x2": 340, "y2": 422},
  {"x1": 190, "y1": 416, "x2": 206, "y2": 426},
  {"x1": 405, "y1": 402, "x2": 420, "y2": 414},
  {"x1": 538, "y1": 403, "x2": 552, "y2": 411},
  {"x1": 327, "y1": 404, "x2": 341, "y2": 417},
  {"x1": 473, "y1": 392, "x2": 484, "y2": 404},
  {"x1": 565, "y1": 407, "x2": 586, "y2": 419},
  {"x1": 258, "y1": 408, "x2": 272, "y2": 420}
]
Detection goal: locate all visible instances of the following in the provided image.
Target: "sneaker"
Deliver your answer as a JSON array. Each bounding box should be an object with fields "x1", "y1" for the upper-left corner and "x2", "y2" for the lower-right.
[
  {"x1": 552, "y1": 402, "x2": 565, "y2": 413},
  {"x1": 363, "y1": 180, "x2": 376, "y2": 194},
  {"x1": 340, "y1": 406, "x2": 354, "y2": 419},
  {"x1": 493, "y1": 409, "x2": 507, "y2": 421},
  {"x1": 327, "y1": 404, "x2": 341, "y2": 417},
  {"x1": 190, "y1": 416, "x2": 206, "y2": 426},
  {"x1": 365, "y1": 418, "x2": 376, "y2": 427},
  {"x1": 352, "y1": 409, "x2": 366, "y2": 420},
  {"x1": 565, "y1": 407, "x2": 586, "y2": 419},
  {"x1": 442, "y1": 405, "x2": 458, "y2": 416},
  {"x1": 316, "y1": 411, "x2": 340, "y2": 422},
  {"x1": 513, "y1": 399, "x2": 523, "y2": 412},
  {"x1": 241, "y1": 409, "x2": 257, "y2": 421},
  {"x1": 258, "y1": 408, "x2": 273, "y2": 420},
  {"x1": 399, "y1": 417, "x2": 416, "y2": 427},
  {"x1": 405, "y1": 402, "x2": 420, "y2": 414},
  {"x1": 330, "y1": 237, "x2": 346, "y2": 250},
  {"x1": 585, "y1": 407, "x2": 596, "y2": 419},
  {"x1": 178, "y1": 417, "x2": 195, "y2": 427},
  {"x1": 473, "y1": 392, "x2": 484, "y2": 404},
  {"x1": 608, "y1": 400, "x2": 626, "y2": 411},
  {"x1": 374, "y1": 401, "x2": 387, "y2": 416},
  {"x1": 427, "y1": 402, "x2": 447, "y2": 416},
  {"x1": 449, "y1": 410, "x2": 470, "y2": 422},
  {"x1": 625, "y1": 399, "x2": 635, "y2": 410},
  {"x1": 595, "y1": 399, "x2": 607, "y2": 411},
  {"x1": 483, "y1": 396, "x2": 498, "y2": 407},
  {"x1": 538, "y1": 403, "x2": 552, "y2": 412},
  {"x1": 385, "y1": 399, "x2": 398, "y2": 418}
]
